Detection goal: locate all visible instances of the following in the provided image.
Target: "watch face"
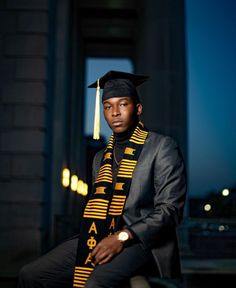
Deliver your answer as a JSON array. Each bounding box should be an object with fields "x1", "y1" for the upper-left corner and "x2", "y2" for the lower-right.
[{"x1": 118, "y1": 231, "x2": 129, "y2": 241}]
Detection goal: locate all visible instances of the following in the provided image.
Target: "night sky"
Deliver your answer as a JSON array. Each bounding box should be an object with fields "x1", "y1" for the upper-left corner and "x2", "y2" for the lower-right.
[
  {"x1": 85, "y1": 1, "x2": 236, "y2": 198},
  {"x1": 186, "y1": 0, "x2": 236, "y2": 197}
]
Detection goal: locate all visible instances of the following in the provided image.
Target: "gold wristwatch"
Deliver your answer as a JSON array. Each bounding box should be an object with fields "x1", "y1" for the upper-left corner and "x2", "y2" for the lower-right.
[{"x1": 117, "y1": 231, "x2": 130, "y2": 242}]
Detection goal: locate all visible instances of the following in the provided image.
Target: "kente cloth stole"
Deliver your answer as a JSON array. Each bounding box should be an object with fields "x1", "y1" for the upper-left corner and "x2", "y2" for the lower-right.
[{"x1": 73, "y1": 122, "x2": 148, "y2": 288}]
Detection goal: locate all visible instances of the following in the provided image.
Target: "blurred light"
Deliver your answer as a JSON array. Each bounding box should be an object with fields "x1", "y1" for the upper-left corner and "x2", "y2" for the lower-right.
[
  {"x1": 218, "y1": 225, "x2": 225, "y2": 232},
  {"x1": 222, "y1": 188, "x2": 230, "y2": 196},
  {"x1": 77, "y1": 180, "x2": 88, "y2": 196},
  {"x1": 77, "y1": 180, "x2": 84, "y2": 194},
  {"x1": 81, "y1": 182, "x2": 88, "y2": 196},
  {"x1": 71, "y1": 175, "x2": 78, "y2": 191},
  {"x1": 62, "y1": 168, "x2": 70, "y2": 187},
  {"x1": 204, "y1": 204, "x2": 211, "y2": 212}
]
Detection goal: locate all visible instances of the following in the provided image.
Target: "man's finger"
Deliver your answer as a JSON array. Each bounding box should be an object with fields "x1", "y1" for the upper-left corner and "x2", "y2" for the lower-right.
[
  {"x1": 98, "y1": 254, "x2": 113, "y2": 265},
  {"x1": 91, "y1": 242, "x2": 103, "y2": 257},
  {"x1": 94, "y1": 250, "x2": 108, "y2": 265}
]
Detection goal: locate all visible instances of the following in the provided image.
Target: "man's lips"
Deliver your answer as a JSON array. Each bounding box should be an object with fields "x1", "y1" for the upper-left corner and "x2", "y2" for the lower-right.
[{"x1": 112, "y1": 120, "x2": 123, "y2": 126}]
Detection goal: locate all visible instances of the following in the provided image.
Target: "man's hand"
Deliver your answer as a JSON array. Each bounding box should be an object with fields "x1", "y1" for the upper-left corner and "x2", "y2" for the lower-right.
[
  {"x1": 91, "y1": 234, "x2": 123, "y2": 265},
  {"x1": 91, "y1": 230, "x2": 133, "y2": 265}
]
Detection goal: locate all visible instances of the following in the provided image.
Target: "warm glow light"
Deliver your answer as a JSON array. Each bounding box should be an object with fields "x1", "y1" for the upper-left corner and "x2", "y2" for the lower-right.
[
  {"x1": 77, "y1": 180, "x2": 84, "y2": 194},
  {"x1": 204, "y1": 204, "x2": 211, "y2": 212},
  {"x1": 77, "y1": 180, "x2": 88, "y2": 196},
  {"x1": 62, "y1": 168, "x2": 70, "y2": 178},
  {"x1": 222, "y1": 188, "x2": 230, "y2": 196},
  {"x1": 81, "y1": 182, "x2": 88, "y2": 196},
  {"x1": 71, "y1": 175, "x2": 78, "y2": 191},
  {"x1": 62, "y1": 168, "x2": 70, "y2": 187}
]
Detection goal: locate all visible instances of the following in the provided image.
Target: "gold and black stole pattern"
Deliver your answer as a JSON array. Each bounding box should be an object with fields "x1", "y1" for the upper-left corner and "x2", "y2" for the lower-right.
[{"x1": 73, "y1": 122, "x2": 148, "y2": 287}]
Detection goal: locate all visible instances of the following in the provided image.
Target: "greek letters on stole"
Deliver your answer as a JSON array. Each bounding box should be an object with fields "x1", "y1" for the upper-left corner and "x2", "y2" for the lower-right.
[{"x1": 73, "y1": 122, "x2": 148, "y2": 287}]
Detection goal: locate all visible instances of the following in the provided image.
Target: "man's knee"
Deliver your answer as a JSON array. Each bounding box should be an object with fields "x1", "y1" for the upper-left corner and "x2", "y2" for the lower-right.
[{"x1": 17, "y1": 263, "x2": 39, "y2": 286}]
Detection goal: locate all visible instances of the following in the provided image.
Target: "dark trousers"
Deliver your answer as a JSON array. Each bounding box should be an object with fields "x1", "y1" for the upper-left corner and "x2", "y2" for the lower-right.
[{"x1": 17, "y1": 236, "x2": 156, "y2": 288}]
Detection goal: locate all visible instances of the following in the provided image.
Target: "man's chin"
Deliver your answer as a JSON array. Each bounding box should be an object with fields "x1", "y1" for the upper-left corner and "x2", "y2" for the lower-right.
[
  {"x1": 111, "y1": 126, "x2": 126, "y2": 134},
  {"x1": 113, "y1": 129, "x2": 124, "y2": 134}
]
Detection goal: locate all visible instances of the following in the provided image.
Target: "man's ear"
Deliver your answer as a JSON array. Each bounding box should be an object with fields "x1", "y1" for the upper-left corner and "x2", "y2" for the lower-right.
[{"x1": 136, "y1": 103, "x2": 143, "y2": 116}]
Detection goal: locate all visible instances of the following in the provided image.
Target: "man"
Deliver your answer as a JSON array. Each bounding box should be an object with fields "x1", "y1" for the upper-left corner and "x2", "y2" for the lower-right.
[{"x1": 17, "y1": 71, "x2": 186, "y2": 288}]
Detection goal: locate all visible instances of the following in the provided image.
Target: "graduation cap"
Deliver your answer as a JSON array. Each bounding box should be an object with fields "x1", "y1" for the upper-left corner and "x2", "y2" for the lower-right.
[{"x1": 88, "y1": 70, "x2": 149, "y2": 140}]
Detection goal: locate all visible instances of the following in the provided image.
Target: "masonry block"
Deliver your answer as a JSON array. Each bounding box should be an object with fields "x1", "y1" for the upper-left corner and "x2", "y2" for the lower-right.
[
  {"x1": 0, "y1": 202, "x2": 42, "y2": 229},
  {"x1": 4, "y1": 35, "x2": 48, "y2": 56},
  {"x1": 0, "y1": 154, "x2": 12, "y2": 177},
  {"x1": 16, "y1": 58, "x2": 46, "y2": 80},
  {"x1": 0, "y1": 179, "x2": 44, "y2": 202},
  {"x1": 1, "y1": 82, "x2": 46, "y2": 104},
  {"x1": 13, "y1": 105, "x2": 45, "y2": 128},
  {"x1": 17, "y1": 11, "x2": 48, "y2": 33},
  {"x1": 0, "y1": 104, "x2": 13, "y2": 128},
  {"x1": 0, "y1": 58, "x2": 16, "y2": 82},
  {"x1": 0, "y1": 130, "x2": 45, "y2": 153},
  {"x1": 12, "y1": 154, "x2": 44, "y2": 177},
  {"x1": 0, "y1": 11, "x2": 17, "y2": 34},
  {"x1": 6, "y1": 0, "x2": 48, "y2": 10}
]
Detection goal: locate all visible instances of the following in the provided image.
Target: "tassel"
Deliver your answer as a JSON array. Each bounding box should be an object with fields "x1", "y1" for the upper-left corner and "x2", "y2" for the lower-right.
[{"x1": 93, "y1": 79, "x2": 100, "y2": 140}]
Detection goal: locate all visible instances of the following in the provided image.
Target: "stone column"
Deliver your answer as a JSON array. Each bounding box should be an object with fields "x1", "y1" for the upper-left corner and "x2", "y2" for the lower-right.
[{"x1": 136, "y1": 0, "x2": 187, "y2": 160}]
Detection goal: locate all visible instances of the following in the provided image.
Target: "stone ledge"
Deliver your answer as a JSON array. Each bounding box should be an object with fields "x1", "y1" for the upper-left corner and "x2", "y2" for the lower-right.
[
  {"x1": 17, "y1": 11, "x2": 48, "y2": 33},
  {"x1": 16, "y1": 58, "x2": 47, "y2": 80},
  {"x1": 0, "y1": 179, "x2": 44, "y2": 201},
  {"x1": 1, "y1": 82, "x2": 46, "y2": 104},
  {"x1": 4, "y1": 34, "x2": 48, "y2": 56},
  {"x1": 0, "y1": 130, "x2": 45, "y2": 152}
]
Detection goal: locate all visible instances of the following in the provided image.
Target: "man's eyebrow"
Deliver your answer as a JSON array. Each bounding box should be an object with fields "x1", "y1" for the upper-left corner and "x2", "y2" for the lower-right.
[
  {"x1": 103, "y1": 97, "x2": 131, "y2": 105},
  {"x1": 103, "y1": 101, "x2": 111, "y2": 105}
]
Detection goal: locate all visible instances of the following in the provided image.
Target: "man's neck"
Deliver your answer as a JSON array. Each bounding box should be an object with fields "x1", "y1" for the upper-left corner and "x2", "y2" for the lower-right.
[{"x1": 114, "y1": 121, "x2": 138, "y2": 144}]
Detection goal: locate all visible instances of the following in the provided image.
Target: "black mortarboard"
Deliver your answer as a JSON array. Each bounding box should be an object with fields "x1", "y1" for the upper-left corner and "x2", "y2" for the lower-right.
[
  {"x1": 88, "y1": 70, "x2": 149, "y2": 140},
  {"x1": 88, "y1": 70, "x2": 149, "y2": 102}
]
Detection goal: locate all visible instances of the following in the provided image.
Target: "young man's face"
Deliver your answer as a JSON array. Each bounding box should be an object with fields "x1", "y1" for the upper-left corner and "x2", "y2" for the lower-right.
[{"x1": 103, "y1": 96, "x2": 142, "y2": 134}]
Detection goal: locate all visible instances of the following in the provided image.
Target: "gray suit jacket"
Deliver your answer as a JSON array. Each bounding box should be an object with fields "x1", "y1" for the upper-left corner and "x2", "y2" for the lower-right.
[{"x1": 92, "y1": 132, "x2": 187, "y2": 278}]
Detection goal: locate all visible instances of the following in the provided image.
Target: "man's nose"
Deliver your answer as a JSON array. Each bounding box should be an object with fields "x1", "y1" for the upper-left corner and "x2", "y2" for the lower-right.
[{"x1": 112, "y1": 106, "x2": 121, "y2": 116}]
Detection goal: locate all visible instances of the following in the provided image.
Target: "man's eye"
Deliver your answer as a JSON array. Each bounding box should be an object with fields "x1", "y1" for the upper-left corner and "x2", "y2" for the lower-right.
[
  {"x1": 120, "y1": 103, "x2": 128, "y2": 107},
  {"x1": 104, "y1": 106, "x2": 111, "y2": 110}
]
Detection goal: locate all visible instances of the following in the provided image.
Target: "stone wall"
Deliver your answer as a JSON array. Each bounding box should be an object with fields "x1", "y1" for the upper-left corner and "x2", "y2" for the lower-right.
[{"x1": 0, "y1": 0, "x2": 49, "y2": 280}]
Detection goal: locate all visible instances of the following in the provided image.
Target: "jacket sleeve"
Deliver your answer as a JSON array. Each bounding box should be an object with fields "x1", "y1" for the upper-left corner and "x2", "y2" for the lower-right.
[
  {"x1": 92, "y1": 149, "x2": 104, "y2": 184},
  {"x1": 127, "y1": 136, "x2": 187, "y2": 249}
]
